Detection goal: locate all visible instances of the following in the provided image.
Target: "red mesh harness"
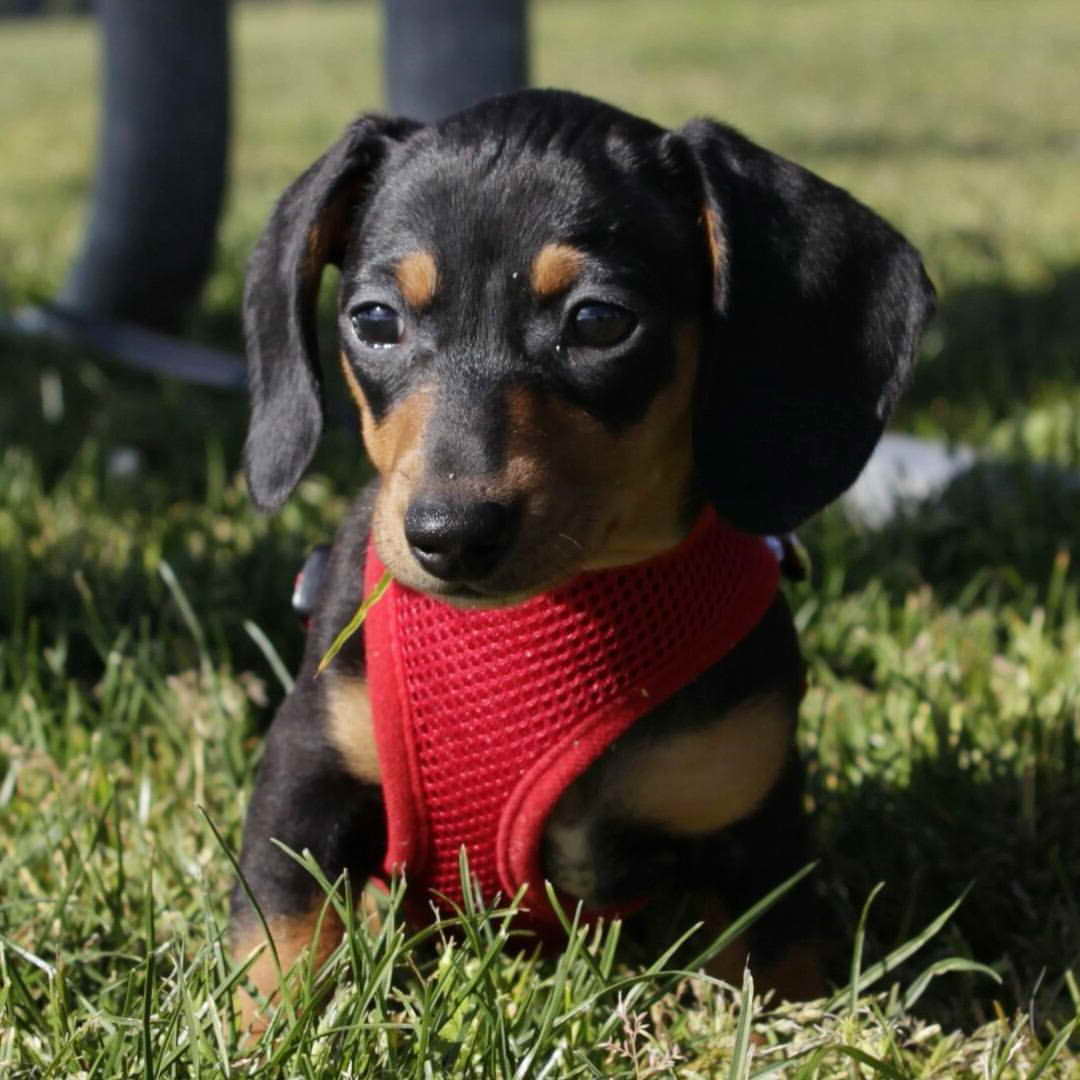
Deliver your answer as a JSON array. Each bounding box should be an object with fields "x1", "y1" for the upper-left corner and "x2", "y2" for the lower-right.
[{"x1": 363, "y1": 508, "x2": 780, "y2": 936}]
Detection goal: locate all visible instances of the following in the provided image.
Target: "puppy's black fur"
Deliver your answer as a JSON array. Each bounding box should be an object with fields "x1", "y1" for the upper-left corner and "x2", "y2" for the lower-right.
[{"x1": 232, "y1": 89, "x2": 934, "y2": 1028}]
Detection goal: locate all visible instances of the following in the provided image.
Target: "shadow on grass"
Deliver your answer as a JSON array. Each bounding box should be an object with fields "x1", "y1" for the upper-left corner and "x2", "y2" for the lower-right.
[
  {"x1": 6, "y1": 264, "x2": 1080, "y2": 1033},
  {"x1": 0, "y1": 327, "x2": 366, "y2": 689},
  {"x1": 904, "y1": 265, "x2": 1080, "y2": 435},
  {"x1": 810, "y1": 458, "x2": 1080, "y2": 609},
  {"x1": 815, "y1": 751, "x2": 1080, "y2": 1032}
]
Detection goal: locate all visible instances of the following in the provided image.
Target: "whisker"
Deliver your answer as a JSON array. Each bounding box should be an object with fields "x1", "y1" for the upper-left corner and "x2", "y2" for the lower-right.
[{"x1": 557, "y1": 532, "x2": 585, "y2": 553}]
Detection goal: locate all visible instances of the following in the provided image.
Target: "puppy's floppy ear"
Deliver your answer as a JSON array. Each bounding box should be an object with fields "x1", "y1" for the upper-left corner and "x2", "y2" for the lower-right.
[
  {"x1": 680, "y1": 120, "x2": 935, "y2": 534},
  {"x1": 243, "y1": 114, "x2": 421, "y2": 510}
]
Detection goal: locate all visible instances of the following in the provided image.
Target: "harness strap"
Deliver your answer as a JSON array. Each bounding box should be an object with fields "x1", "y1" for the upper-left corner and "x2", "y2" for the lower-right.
[{"x1": 364, "y1": 508, "x2": 781, "y2": 934}]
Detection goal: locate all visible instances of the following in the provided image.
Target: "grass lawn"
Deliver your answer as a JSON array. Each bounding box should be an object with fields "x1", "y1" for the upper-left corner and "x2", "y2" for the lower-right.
[{"x1": 2, "y1": 0, "x2": 1080, "y2": 1074}]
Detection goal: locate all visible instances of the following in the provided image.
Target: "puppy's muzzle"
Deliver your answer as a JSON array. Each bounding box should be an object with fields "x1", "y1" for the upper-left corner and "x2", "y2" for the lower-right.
[{"x1": 404, "y1": 495, "x2": 521, "y2": 582}]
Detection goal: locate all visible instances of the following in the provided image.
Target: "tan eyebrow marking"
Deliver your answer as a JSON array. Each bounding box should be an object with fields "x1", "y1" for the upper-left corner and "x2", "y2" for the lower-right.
[
  {"x1": 395, "y1": 250, "x2": 439, "y2": 310},
  {"x1": 530, "y1": 243, "x2": 586, "y2": 299}
]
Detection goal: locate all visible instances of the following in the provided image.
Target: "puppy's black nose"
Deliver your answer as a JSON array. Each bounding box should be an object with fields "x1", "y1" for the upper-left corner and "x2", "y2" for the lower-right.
[{"x1": 404, "y1": 497, "x2": 519, "y2": 582}]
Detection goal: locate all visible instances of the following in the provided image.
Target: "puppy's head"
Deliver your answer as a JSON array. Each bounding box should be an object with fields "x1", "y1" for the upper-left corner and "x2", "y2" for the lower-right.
[{"x1": 244, "y1": 90, "x2": 934, "y2": 604}]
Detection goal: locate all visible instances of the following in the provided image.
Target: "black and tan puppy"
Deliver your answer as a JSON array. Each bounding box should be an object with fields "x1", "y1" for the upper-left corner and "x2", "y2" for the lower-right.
[{"x1": 233, "y1": 89, "x2": 934, "y2": 1030}]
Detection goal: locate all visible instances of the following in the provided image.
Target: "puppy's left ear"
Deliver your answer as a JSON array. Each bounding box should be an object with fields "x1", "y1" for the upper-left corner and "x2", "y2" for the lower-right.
[
  {"x1": 243, "y1": 114, "x2": 422, "y2": 511},
  {"x1": 680, "y1": 120, "x2": 935, "y2": 534}
]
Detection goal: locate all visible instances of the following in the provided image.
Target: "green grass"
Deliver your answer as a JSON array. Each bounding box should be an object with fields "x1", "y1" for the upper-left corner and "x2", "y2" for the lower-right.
[{"x1": 3, "y1": 0, "x2": 1080, "y2": 1074}]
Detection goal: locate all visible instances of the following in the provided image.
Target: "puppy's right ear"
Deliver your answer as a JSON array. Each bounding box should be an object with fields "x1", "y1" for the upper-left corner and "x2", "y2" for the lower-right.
[{"x1": 243, "y1": 114, "x2": 421, "y2": 510}]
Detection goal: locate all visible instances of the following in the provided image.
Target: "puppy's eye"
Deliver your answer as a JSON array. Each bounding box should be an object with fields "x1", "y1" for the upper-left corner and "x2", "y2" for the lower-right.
[
  {"x1": 350, "y1": 303, "x2": 403, "y2": 348},
  {"x1": 567, "y1": 302, "x2": 637, "y2": 348}
]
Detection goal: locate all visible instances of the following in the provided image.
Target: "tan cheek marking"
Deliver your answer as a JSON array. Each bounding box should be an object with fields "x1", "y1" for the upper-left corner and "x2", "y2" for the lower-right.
[
  {"x1": 583, "y1": 321, "x2": 701, "y2": 569},
  {"x1": 395, "y1": 250, "x2": 439, "y2": 310},
  {"x1": 339, "y1": 351, "x2": 372, "y2": 423},
  {"x1": 336, "y1": 353, "x2": 433, "y2": 572},
  {"x1": 367, "y1": 388, "x2": 432, "y2": 476},
  {"x1": 499, "y1": 318, "x2": 696, "y2": 501},
  {"x1": 501, "y1": 383, "x2": 621, "y2": 492},
  {"x1": 495, "y1": 320, "x2": 699, "y2": 576},
  {"x1": 366, "y1": 387, "x2": 436, "y2": 571},
  {"x1": 325, "y1": 675, "x2": 380, "y2": 782},
  {"x1": 233, "y1": 907, "x2": 344, "y2": 1040},
  {"x1": 611, "y1": 691, "x2": 795, "y2": 834},
  {"x1": 530, "y1": 242, "x2": 586, "y2": 299},
  {"x1": 336, "y1": 355, "x2": 433, "y2": 481}
]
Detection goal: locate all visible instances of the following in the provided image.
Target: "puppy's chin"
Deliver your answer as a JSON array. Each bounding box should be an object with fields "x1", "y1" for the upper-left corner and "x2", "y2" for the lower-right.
[
  {"x1": 372, "y1": 541, "x2": 590, "y2": 609},
  {"x1": 385, "y1": 562, "x2": 573, "y2": 610},
  {"x1": 425, "y1": 583, "x2": 536, "y2": 611}
]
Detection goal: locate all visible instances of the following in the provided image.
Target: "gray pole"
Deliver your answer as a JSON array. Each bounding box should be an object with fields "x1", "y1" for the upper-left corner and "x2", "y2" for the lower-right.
[
  {"x1": 57, "y1": 0, "x2": 230, "y2": 334},
  {"x1": 384, "y1": 0, "x2": 527, "y2": 122}
]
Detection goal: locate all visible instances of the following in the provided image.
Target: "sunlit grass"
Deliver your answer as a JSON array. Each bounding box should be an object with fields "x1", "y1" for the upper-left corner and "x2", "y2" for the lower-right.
[{"x1": 2, "y1": 0, "x2": 1080, "y2": 1073}]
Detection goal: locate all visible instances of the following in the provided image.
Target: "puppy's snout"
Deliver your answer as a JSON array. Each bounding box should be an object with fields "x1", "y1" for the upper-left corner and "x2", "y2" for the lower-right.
[{"x1": 404, "y1": 497, "x2": 520, "y2": 582}]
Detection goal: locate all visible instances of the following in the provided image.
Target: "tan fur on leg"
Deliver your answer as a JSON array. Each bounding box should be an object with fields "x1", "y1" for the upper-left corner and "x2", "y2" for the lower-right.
[{"x1": 233, "y1": 905, "x2": 344, "y2": 1040}]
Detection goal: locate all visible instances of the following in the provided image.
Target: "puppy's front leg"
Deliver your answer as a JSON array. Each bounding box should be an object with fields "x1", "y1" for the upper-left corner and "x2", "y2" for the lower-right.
[
  {"x1": 230, "y1": 675, "x2": 384, "y2": 1037},
  {"x1": 544, "y1": 595, "x2": 825, "y2": 999}
]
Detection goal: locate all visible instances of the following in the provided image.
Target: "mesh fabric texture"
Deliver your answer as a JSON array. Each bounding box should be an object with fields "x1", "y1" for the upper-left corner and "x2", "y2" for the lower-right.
[{"x1": 363, "y1": 507, "x2": 780, "y2": 937}]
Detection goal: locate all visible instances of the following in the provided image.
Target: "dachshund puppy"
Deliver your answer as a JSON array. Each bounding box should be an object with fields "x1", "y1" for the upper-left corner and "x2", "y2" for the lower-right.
[{"x1": 233, "y1": 88, "x2": 934, "y2": 1031}]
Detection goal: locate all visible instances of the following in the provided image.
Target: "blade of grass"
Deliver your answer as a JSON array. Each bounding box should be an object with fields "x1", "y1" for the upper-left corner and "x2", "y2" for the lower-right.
[
  {"x1": 201, "y1": 808, "x2": 286, "y2": 1024},
  {"x1": 1027, "y1": 1017, "x2": 1079, "y2": 1080},
  {"x1": 244, "y1": 618, "x2": 294, "y2": 694},
  {"x1": 728, "y1": 965, "x2": 755, "y2": 1080},
  {"x1": 158, "y1": 559, "x2": 208, "y2": 664},
  {"x1": 316, "y1": 570, "x2": 391, "y2": 675},
  {"x1": 684, "y1": 863, "x2": 819, "y2": 978},
  {"x1": 828, "y1": 1044, "x2": 909, "y2": 1080},
  {"x1": 902, "y1": 957, "x2": 1001, "y2": 1011},
  {"x1": 990, "y1": 1011, "x2": 1029, "y2": 1080},
  {"x1": 826, "y1": 888, "x2": 972, "y2": 1010},
  {"x1": 142, "y1": 865, "x2": 156, "y2": 1080},
  {"x1": 850, "y1": 882, "x2": 886, "y2": 1019}
]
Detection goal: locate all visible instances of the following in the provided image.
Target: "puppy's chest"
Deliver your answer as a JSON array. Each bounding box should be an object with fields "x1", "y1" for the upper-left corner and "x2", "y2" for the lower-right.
[
  {"x1": 541, "y1": 683, "x2": 796, "y2": 905},
  {"x1": 356, "y1": 509, "x2": 782, "y2": 924}
]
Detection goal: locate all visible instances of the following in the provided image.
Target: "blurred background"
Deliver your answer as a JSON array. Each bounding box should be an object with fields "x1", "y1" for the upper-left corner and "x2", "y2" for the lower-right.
[{"x1": 2, "y1": 0, "x2": 1079, "y2": 1043}]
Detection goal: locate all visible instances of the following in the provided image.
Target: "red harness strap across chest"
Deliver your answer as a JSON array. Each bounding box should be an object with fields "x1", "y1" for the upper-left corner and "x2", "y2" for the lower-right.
[{"x1": 363, "y1": 508, "x2": 780, "y2": 936}]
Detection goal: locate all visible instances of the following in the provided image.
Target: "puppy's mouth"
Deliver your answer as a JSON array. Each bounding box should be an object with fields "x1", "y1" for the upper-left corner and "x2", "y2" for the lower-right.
[
  {"x1": 378, "y1": 499, "x2": 700, "y2": 608},
  {"x1": 371, "y1": 487, "x2": 656, "y2": 606},
  {"x1": 373, "y1": 520, "x2": 602, "y2": 609}
]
